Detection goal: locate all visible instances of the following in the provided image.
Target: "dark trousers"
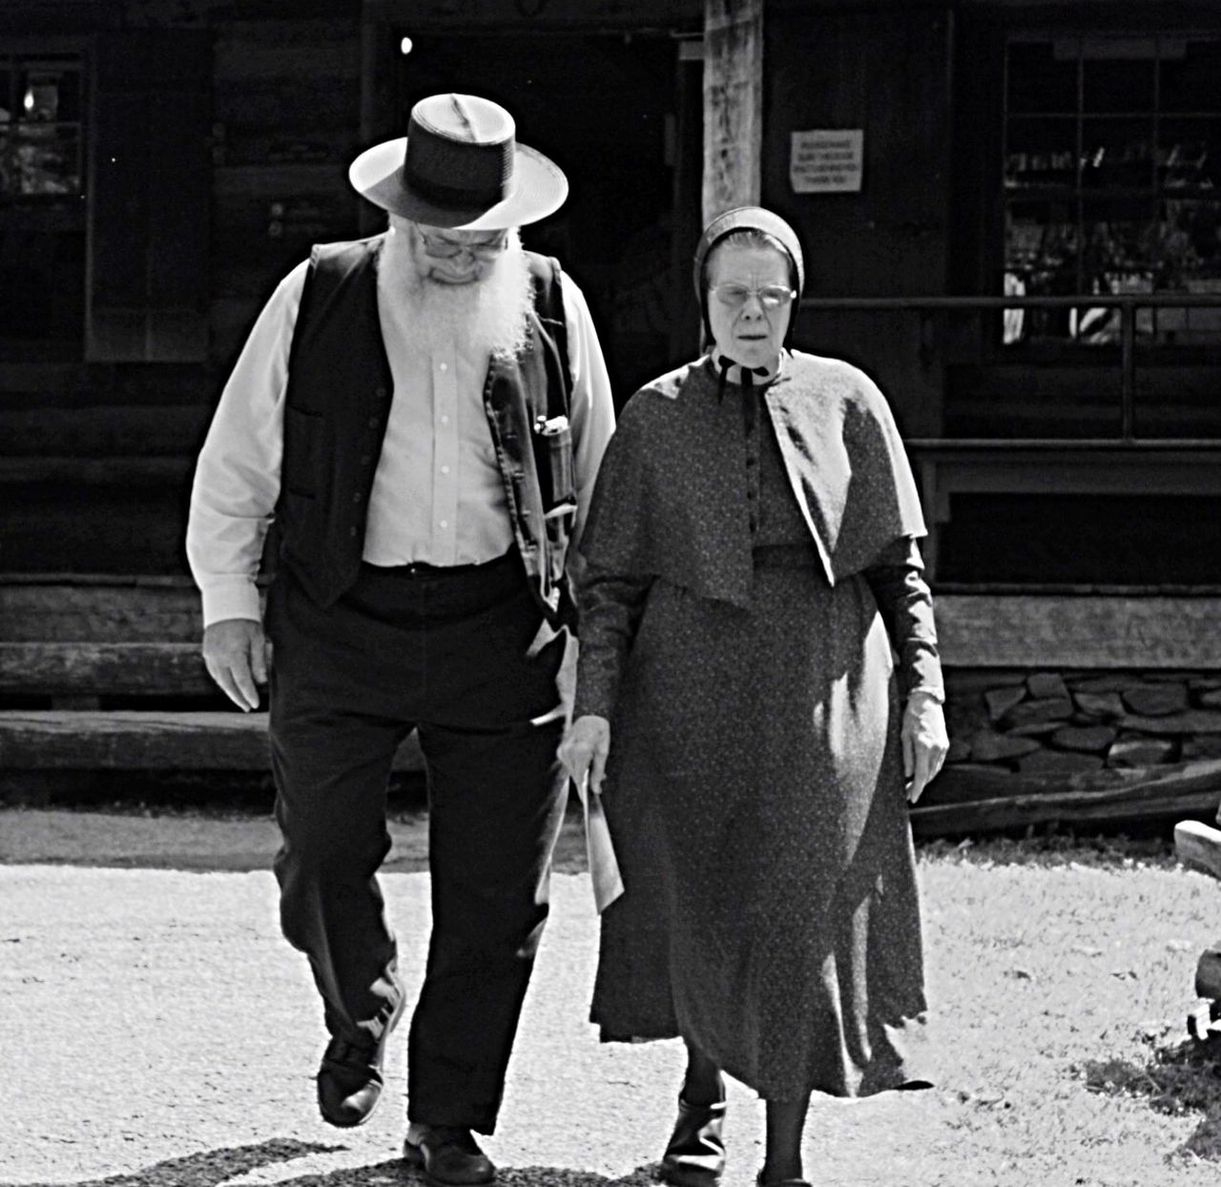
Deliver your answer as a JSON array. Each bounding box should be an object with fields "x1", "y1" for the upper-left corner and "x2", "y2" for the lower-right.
[{"x1": 265, "y1": 551, "x2": 567, "y2": 1134}]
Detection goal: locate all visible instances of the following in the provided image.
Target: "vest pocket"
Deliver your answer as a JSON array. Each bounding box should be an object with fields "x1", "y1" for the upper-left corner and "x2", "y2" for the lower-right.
[
  {"x1": 283, "y1": 405, "x2": 323, "y2": 498},
  {"x1": 534, "y1": 413, "x2": 575, "y2": 509}
]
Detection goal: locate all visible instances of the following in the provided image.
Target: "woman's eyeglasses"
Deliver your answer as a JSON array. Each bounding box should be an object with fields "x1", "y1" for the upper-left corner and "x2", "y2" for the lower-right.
[
  {"x1": 709, "y1": 283, "x2": 796, "y2": 310},
  {"x1": 417, "y1": 228, "x2": 510, "y2": 260}
]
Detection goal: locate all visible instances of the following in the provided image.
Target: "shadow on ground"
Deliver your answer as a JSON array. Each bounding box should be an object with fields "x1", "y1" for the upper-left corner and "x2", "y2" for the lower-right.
[
  {"x1": 12, "y1": 1138, "x2": 662, "y2": 1187},
  {"x1": 1082, "y1": 1035, "x2": 1221, "y2": 1160}
]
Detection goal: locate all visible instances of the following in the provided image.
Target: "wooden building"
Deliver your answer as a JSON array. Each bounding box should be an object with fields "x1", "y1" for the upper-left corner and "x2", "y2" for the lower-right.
[{"x1": 2, "y1": 0, "x2": 1221, "y2": 828}]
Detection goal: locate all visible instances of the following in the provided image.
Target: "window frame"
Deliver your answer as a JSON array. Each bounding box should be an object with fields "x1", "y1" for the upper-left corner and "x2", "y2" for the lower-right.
[{"x1": 1000, "y1": 29, "x2": 1221, "y2": 353}]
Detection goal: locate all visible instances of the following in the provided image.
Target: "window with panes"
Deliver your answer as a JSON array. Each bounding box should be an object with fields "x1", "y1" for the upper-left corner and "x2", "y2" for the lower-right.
[
  {"x1": 1003, "y1": 34, "x2": 1221, "y2": 345},
  {"x1": 0, "y1": 52, "x2": 85, "y2": 355},
  {"x1": 0, "y1": 53, "x2": 83, "y2": 199}
]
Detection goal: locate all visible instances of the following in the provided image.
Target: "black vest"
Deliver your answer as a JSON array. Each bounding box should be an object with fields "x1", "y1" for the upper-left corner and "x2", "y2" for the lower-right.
[{"x1": 274, "y1": 235, "x2": 575, "y2": 622}]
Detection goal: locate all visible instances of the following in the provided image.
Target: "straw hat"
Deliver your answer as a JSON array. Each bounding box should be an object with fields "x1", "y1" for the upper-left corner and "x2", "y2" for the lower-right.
[{"x1": 349, "y1": 93, "x2": 568, "y2": 230}]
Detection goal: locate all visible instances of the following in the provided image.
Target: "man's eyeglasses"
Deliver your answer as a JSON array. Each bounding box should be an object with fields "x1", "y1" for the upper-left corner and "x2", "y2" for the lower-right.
[
  {"x1": 708, "y1": 283, "x2": 796, "y2": 310},
  {"x1": 417, "y1": 228, "x2": 510, "y2": 260}
]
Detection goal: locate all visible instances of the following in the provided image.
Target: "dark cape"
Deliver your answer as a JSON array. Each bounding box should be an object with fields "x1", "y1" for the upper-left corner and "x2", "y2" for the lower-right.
[{"x1": 579, "y1": 352, "x2": 926, "y2": 608}]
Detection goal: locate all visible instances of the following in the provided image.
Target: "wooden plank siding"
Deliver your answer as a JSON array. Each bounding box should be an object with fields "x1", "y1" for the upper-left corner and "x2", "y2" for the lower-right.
[
  {"x1": 208, "y1": 16, "x2": 364, "y2": 365},
  {"x1": 88, "y1": 29, "x2": 212, "y2": 363},
  {"x1": 765, "y1": 3, "x2": 954, "y2": 439}
]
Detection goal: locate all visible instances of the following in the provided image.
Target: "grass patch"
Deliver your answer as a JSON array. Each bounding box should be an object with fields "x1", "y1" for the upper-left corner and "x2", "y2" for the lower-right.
[{"x1": 855, "y1": 838, "x2": 1221, "y2": 1185}]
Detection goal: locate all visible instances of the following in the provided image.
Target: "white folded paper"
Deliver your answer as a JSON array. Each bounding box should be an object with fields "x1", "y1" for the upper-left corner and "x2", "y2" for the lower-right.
[{"x1": 576, "y1": 774, "x2": 624, "y2": 913}]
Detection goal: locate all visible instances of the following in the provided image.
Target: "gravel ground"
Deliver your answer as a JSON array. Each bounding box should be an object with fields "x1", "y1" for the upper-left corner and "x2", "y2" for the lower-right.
[{"x1": 3, "y1": 808, "x2": 1219, "y2": 1187}]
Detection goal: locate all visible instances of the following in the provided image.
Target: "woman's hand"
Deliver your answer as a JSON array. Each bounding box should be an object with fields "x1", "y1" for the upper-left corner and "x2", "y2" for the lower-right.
[
  {"x1": 559, "y1": 714, "x2": 611, "y2": 795},
  {"x1": 902, "y1": 690, "x2": 949, "y2": 804}
]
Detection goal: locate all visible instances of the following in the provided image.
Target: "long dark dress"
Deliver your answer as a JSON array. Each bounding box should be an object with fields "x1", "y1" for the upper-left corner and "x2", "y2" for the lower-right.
[{"x1": 574, "y1": 352, "x2": 941, "y2": 1100}]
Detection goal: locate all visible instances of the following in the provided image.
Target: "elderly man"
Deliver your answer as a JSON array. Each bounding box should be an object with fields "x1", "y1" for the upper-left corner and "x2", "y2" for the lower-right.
[{"x1": 186, "y1": 93, "x2": 614, "y2": 1183}]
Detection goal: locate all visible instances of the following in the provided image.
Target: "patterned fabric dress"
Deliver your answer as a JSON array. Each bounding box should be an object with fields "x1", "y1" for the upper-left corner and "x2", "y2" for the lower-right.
[{"x1": 574, "y1": 352, "x2": 938, "y2": 1100}]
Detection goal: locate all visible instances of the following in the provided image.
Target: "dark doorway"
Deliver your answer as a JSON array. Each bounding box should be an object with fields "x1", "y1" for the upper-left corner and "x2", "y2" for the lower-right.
[{"x1": 396, "y1": 31, "x2": 700, "y2": 399}]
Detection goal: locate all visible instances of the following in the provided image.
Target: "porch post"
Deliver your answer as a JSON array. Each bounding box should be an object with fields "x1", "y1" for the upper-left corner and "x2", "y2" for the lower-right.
[{"x1": 702, "y1": 0, "x2": 763, "y2": 223}]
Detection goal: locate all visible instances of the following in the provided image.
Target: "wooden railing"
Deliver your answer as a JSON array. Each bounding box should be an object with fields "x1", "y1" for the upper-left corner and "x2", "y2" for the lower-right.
[
  {"x1": 797, "y1": 293, "x2": 1221, "y2": 578},
  {"x1": 799, "y1": 291, "x2": 1221, "y2": 443}
]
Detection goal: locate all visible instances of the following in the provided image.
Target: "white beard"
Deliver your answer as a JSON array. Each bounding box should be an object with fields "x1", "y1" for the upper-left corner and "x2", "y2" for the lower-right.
[{"x1": 381, "y1": 221, "x2": 534, "y2": 363}]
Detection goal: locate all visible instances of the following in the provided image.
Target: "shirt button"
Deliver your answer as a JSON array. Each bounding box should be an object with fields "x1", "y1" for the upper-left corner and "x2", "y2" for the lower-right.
[
  {"x1": 440, "y1": 465, "x2": 450, "y2": 475},
  {"x1": 440, "y1": 415, "x2": 450, "y2": 426},
  {"x1": 439, "y1": 519, "x2": 448, "y2": 529},
  {"x1": 439, "y1": 362, "x2": 449, "y2": 373}
]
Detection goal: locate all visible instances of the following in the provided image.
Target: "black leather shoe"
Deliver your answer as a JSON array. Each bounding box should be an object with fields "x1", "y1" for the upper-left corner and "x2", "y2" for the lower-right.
[
  {"x1": 316, "y1": 1034, "x2": 390, "y2": 1128},
  {"x1": 660, "y1": 1094, "x2": 728, "y2": 1187},
  {"x1": 316, "y1": 997, "x2": 404, "y2": 1128},
  {"x1": 403, "y1": 1124, "x2": 496, "y2": 1186}
]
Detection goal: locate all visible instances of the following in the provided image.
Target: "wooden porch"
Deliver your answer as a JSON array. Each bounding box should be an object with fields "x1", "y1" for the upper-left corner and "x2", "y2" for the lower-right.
[{"x1": 4, "y1": 574, "x2": 1221, "y2": 837}]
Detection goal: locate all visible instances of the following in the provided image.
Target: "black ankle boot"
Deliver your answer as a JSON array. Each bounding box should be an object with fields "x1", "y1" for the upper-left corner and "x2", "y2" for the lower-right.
[{"x1": 660, "y1": 1093, "x2": 727, "y2": 1186}]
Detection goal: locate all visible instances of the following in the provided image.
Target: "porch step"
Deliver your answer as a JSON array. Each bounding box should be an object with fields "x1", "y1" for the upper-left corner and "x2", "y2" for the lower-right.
[
  {"x1": 0, "y1": 642, "x2": 213, "y2": 697},
  {"x1": 0, "y1": 710, "x2": 424, "y2": 772}
]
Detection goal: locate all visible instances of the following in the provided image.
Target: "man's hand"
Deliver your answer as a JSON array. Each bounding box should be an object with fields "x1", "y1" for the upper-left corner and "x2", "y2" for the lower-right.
[
  {"x1": 902, "y1": 690, "x2": 949, "y2": 804},
  {"x1": 558, "y1": 714, "x2": 611, "y2": 795},
  {"x1": 202, "y1": 618, "x2": 268, "y2": 712}
]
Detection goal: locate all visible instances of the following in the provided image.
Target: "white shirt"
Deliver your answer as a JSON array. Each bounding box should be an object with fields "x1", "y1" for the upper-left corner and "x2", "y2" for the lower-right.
[{"x1": 187, "y1": 253, "x2": 615, "y2": 627}]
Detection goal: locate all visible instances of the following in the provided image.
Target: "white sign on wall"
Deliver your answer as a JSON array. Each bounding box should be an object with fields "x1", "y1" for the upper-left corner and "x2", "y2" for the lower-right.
[{"x1": 790, "y1": 129, "x2": 864, "y2": 193}]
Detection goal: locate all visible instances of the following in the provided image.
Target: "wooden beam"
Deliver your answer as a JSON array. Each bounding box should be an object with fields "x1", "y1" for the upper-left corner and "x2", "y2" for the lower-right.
[
  {"x1": 0, "y1": 457, "x2": 192, "y2": 485},
  {"x1": 362, "y1": 0, "x2": 702, "y2": 29},
  {"x1": 0, "y1": 581, "x2": 203, "y2": 644},
  {"x1": 702, "y1": 0, "x2": 762, "y2": 221},
  {"x1": 1177, "y1": 820, "x2": 1221, "y2": 881},
  {"x1": 936, "y1": 594, "x2": 1221, "y2": 670},
  {"x1": 909, "y1": 758, "x2": 1221, "y2": 837},
  {"x1": 0, "y1": 643, "x2": 214, "y2": 697},
  {"x1": 0, "y1": 710, "x2": 423, "y2": 772}
]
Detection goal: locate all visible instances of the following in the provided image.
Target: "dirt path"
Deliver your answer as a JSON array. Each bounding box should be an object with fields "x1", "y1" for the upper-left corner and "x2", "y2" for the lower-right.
[{"x1": 0, "y1": 806, "x2": 589, "y2": 873}]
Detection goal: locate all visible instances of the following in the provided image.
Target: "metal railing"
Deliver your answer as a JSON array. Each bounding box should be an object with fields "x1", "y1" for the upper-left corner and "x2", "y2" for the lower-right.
[{"x1": 798, "y1": 292, "x2": 1221, "y2": 445}]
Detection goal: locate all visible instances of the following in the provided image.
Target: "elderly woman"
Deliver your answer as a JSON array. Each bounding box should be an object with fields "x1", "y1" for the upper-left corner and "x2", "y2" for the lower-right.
[{"x1": 560, "y1": 207, "x2": 948, "y2": 1187}]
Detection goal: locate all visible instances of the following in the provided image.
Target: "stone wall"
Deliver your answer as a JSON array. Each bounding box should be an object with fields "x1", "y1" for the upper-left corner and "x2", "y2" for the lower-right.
[{"x1": 943, "y1": 671, "x2": 1221, "y2": 776}]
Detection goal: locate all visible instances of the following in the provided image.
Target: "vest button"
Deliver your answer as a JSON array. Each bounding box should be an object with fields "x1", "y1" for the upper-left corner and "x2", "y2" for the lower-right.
[
  {"x1": 352, "y1": 492, "x2": 363, "y2": 503},
  {"x1": 375, "y1": 386, "x2": 387, "y2": 399},
  {"x1": 360, "y1": 454, "x2": 372, "y2": 465},
  {"x1": 349, "y1": 526, "x2": 358, "y2": 538},
  {"x1": 368, "y1": 416, "x2": 378, "y2": 428}
]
